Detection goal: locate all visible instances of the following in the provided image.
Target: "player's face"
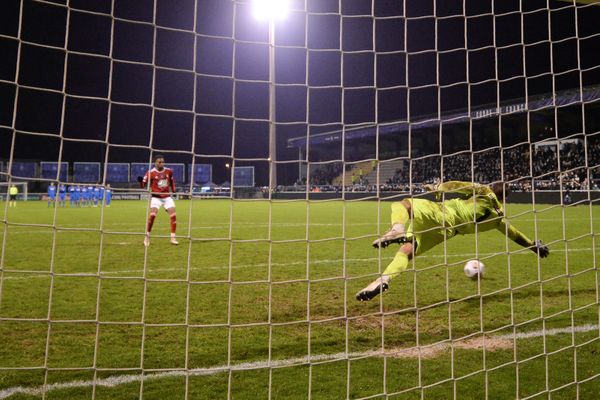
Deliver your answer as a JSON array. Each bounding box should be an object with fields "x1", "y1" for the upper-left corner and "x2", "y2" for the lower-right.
[
  {"x1": 491, "y1": 182, "x2": 507, "y2": 200},
  {"x1": 155, "y1": 158, "x2": 165, "y2": 171}
]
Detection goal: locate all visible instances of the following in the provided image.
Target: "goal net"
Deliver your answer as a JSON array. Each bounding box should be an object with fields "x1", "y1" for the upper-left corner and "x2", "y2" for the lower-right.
[{"x1": 0, "y1": 0, "x2": 599, "y2": 399}]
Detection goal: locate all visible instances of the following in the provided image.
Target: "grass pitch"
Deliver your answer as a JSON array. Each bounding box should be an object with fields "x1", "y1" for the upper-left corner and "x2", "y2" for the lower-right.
[{"x1": 0, "y1": 198, "x2": 599, "y2": 399}]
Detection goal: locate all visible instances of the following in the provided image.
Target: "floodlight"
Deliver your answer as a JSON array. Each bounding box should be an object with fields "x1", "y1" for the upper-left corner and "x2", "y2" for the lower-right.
[{"x1": 253, "y1": 0, "x2": 289, "y2": 20}]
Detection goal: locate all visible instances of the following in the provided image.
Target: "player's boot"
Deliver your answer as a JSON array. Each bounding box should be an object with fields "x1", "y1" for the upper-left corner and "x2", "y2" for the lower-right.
[
  {"x1": 144, "y1": 235, "x2": 150, "y2": 247},
  {"x1": 372, "y1": 224, "x2": 408, "y2": 248},
  {"x1": 170, "y1": 237, "x2": 179, "y2": 245},
  {"x1": 356, "y1": 277, "x2": 389, "y2": 301}
]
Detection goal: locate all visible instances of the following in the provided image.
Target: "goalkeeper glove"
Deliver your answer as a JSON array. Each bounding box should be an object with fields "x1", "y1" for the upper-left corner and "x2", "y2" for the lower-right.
[
  {"x1": 533, "y1": 240, "x2": 549, "y2": 258},
  {"x1": 137, "y1": 176, "x2": 144, "y2": 183}
]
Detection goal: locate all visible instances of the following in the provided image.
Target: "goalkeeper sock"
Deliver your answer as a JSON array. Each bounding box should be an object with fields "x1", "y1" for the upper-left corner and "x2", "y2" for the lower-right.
[
  {"x1": 382, "y1": 251, "x2": 409, "y2": 281},
  {"x1": 391, "y1": 202, "x2": 409, "y2": 226},
  {"x1": 169, "y1": 213, "x2": 177, "y2": 235},
  {"x1": 147, "y1": 212, "x2": 156, "y2": 233}
]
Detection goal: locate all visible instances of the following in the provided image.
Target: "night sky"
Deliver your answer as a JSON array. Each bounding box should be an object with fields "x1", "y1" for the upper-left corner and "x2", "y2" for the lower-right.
[{"x1": 0, "y1": 0, "x2": 599, "y2": 185}]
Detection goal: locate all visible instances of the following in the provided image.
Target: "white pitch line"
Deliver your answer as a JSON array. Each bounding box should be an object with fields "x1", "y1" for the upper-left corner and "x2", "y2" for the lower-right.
[
  {"x1": 1, "y1": 247, "x2": 598, "y2": 281},
  {"x1": 1, "y1": 324, "x2": 598, "y2": 400},
  {"x1": 500, "y1": 324, "x2": 600, "y2": 340}
]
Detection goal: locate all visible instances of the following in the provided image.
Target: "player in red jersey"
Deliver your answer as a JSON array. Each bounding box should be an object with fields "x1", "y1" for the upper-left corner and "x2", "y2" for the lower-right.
[{"x1": 138, "y1": 155, "x2": 178, "y2": 246}]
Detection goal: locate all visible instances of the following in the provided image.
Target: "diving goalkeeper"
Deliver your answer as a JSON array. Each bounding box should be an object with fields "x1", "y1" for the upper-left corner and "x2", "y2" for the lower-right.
[{"x1": 356, "y1": 181, "x2": 550, "y2": 301}]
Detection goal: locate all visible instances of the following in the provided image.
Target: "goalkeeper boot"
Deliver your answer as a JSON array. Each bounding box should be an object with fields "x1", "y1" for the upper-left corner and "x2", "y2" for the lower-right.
[
  {"x1": 144, "y1": 234, "x2": 150, "y2": 247},
  {"x1": 356, "y1": 277, "x2": 389, "y2": 301},
  {"x1": 372, "y1": 224, "x2": 408, "y2": 248}
]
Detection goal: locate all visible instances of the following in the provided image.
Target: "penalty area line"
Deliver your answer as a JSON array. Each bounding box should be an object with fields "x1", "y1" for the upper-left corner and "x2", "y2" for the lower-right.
[{"x1": 1, "y1": 324, "x2": 599, "y2": 399}]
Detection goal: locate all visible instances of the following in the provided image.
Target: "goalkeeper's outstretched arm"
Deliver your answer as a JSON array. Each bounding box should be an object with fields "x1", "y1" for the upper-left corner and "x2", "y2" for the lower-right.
[{"x1": 497, "y1": 219, "x2": 550, "y2": 258}]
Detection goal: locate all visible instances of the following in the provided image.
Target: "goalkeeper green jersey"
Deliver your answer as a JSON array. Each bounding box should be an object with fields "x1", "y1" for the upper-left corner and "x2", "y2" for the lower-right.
[
  {"x1": 438, "y1": 182, "x2": 504, "y2": 236},
  {"x1": 402, "y1": 181, "x2": 535, "y2": 254}
]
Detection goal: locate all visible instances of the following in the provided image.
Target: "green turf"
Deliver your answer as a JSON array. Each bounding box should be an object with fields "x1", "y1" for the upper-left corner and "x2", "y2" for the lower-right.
[{"x1": 0, "y1": 198, "x2": 599, "y2": 399}]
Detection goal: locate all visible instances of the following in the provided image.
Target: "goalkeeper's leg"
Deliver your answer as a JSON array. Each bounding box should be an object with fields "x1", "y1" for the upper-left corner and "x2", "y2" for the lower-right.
[
  {"x1": 356, "y1": 242, "x2": 413, "y2": 301},
  {"x1": 357, "y1": 226, "x2": 447, "y2": 301},
  {"x1": 372, "y1": 200, "x2": 412, "y2": 248}
]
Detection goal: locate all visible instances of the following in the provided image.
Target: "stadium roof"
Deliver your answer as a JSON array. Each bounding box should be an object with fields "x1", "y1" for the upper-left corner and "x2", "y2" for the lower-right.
[{"x1": 287, "y1": 85, "x2": 600, "y2": 149}]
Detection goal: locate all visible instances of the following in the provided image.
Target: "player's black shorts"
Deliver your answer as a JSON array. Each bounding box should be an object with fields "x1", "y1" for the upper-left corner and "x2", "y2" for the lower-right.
[{"x1": 9, "y1": 194, "x2": 16, "y2": 201}]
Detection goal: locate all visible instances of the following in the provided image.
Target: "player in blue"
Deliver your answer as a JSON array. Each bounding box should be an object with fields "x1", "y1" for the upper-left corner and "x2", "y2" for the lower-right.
[
  {"x1": 93, "y1": 186, "x2": 100, "y2": 207},
  {"x1": 99, "y1": 186, "x2": 105, "y2": 206},
  {"x1": 58, "y1": 184, "x2": 67, "y2": 207},
  {"x1": 68, "y1": 185, "x2": 76, "y2": 207},
  {"x1": 47, "y1": 182, "x2": 56, "y2": 207},
  {"x1": 104, "y1": 184, "x2": 112, "y2": 207},
  {"x1": 81, "y1": 186, "x2": 88, "y2": 207},
  {"x1": 74, "y1": 185, "x2": 81, "y2": 207},
  {"x1": 88, "y1": 185, "x2": 95, "y2": 207}
]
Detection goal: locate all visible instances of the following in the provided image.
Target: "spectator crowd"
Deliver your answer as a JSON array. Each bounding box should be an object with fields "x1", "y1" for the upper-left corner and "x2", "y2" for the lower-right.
[{"x1": 302, "y1": 136, "x2": 600, "y2": 192}]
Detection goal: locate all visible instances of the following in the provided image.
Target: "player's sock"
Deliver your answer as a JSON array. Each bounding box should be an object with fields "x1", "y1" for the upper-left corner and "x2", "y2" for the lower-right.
[
  {"x1": 169, "y1": 213, "x2": 179, "y2": 245},
  {"x1": 147, "y1": 212, "x2": 156, "y2": 233},
  {"x1": 382, "y1": 251, "x2": 409, "y2": 280},
  {"x1": 170, "y1": 213, "x2": 177, "y2": 235}
]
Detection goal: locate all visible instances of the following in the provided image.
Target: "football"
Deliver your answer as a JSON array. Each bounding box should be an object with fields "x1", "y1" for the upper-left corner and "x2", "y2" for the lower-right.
[{"x1": 464, "y1": 259, "x2": 485, "y2": 279}]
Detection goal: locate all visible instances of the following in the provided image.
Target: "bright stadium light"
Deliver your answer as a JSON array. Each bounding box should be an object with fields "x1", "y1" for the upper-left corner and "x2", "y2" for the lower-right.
[
  {"x1": 252, "y1": 0, "x2": 289, "y2": 191},
  {"x1": 253, "y1": 0, "x2": 289, "y2": 20}
]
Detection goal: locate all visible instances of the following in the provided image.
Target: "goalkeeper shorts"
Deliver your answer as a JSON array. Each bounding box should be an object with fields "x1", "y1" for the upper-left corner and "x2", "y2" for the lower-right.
[{"x1": 403, "y1": 198, "x2": 456, "y2": 255}]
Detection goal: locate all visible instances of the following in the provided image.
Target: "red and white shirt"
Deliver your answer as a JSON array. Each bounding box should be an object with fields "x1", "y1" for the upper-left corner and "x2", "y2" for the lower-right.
[{"x1": 141, "y1": 167, "x2": 175, "y2": 198}]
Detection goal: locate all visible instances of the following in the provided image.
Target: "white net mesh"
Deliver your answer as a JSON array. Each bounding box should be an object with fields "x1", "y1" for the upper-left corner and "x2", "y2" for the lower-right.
[{"x1": 0, "y1": 0, "x2": 600, "y2": 399}]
